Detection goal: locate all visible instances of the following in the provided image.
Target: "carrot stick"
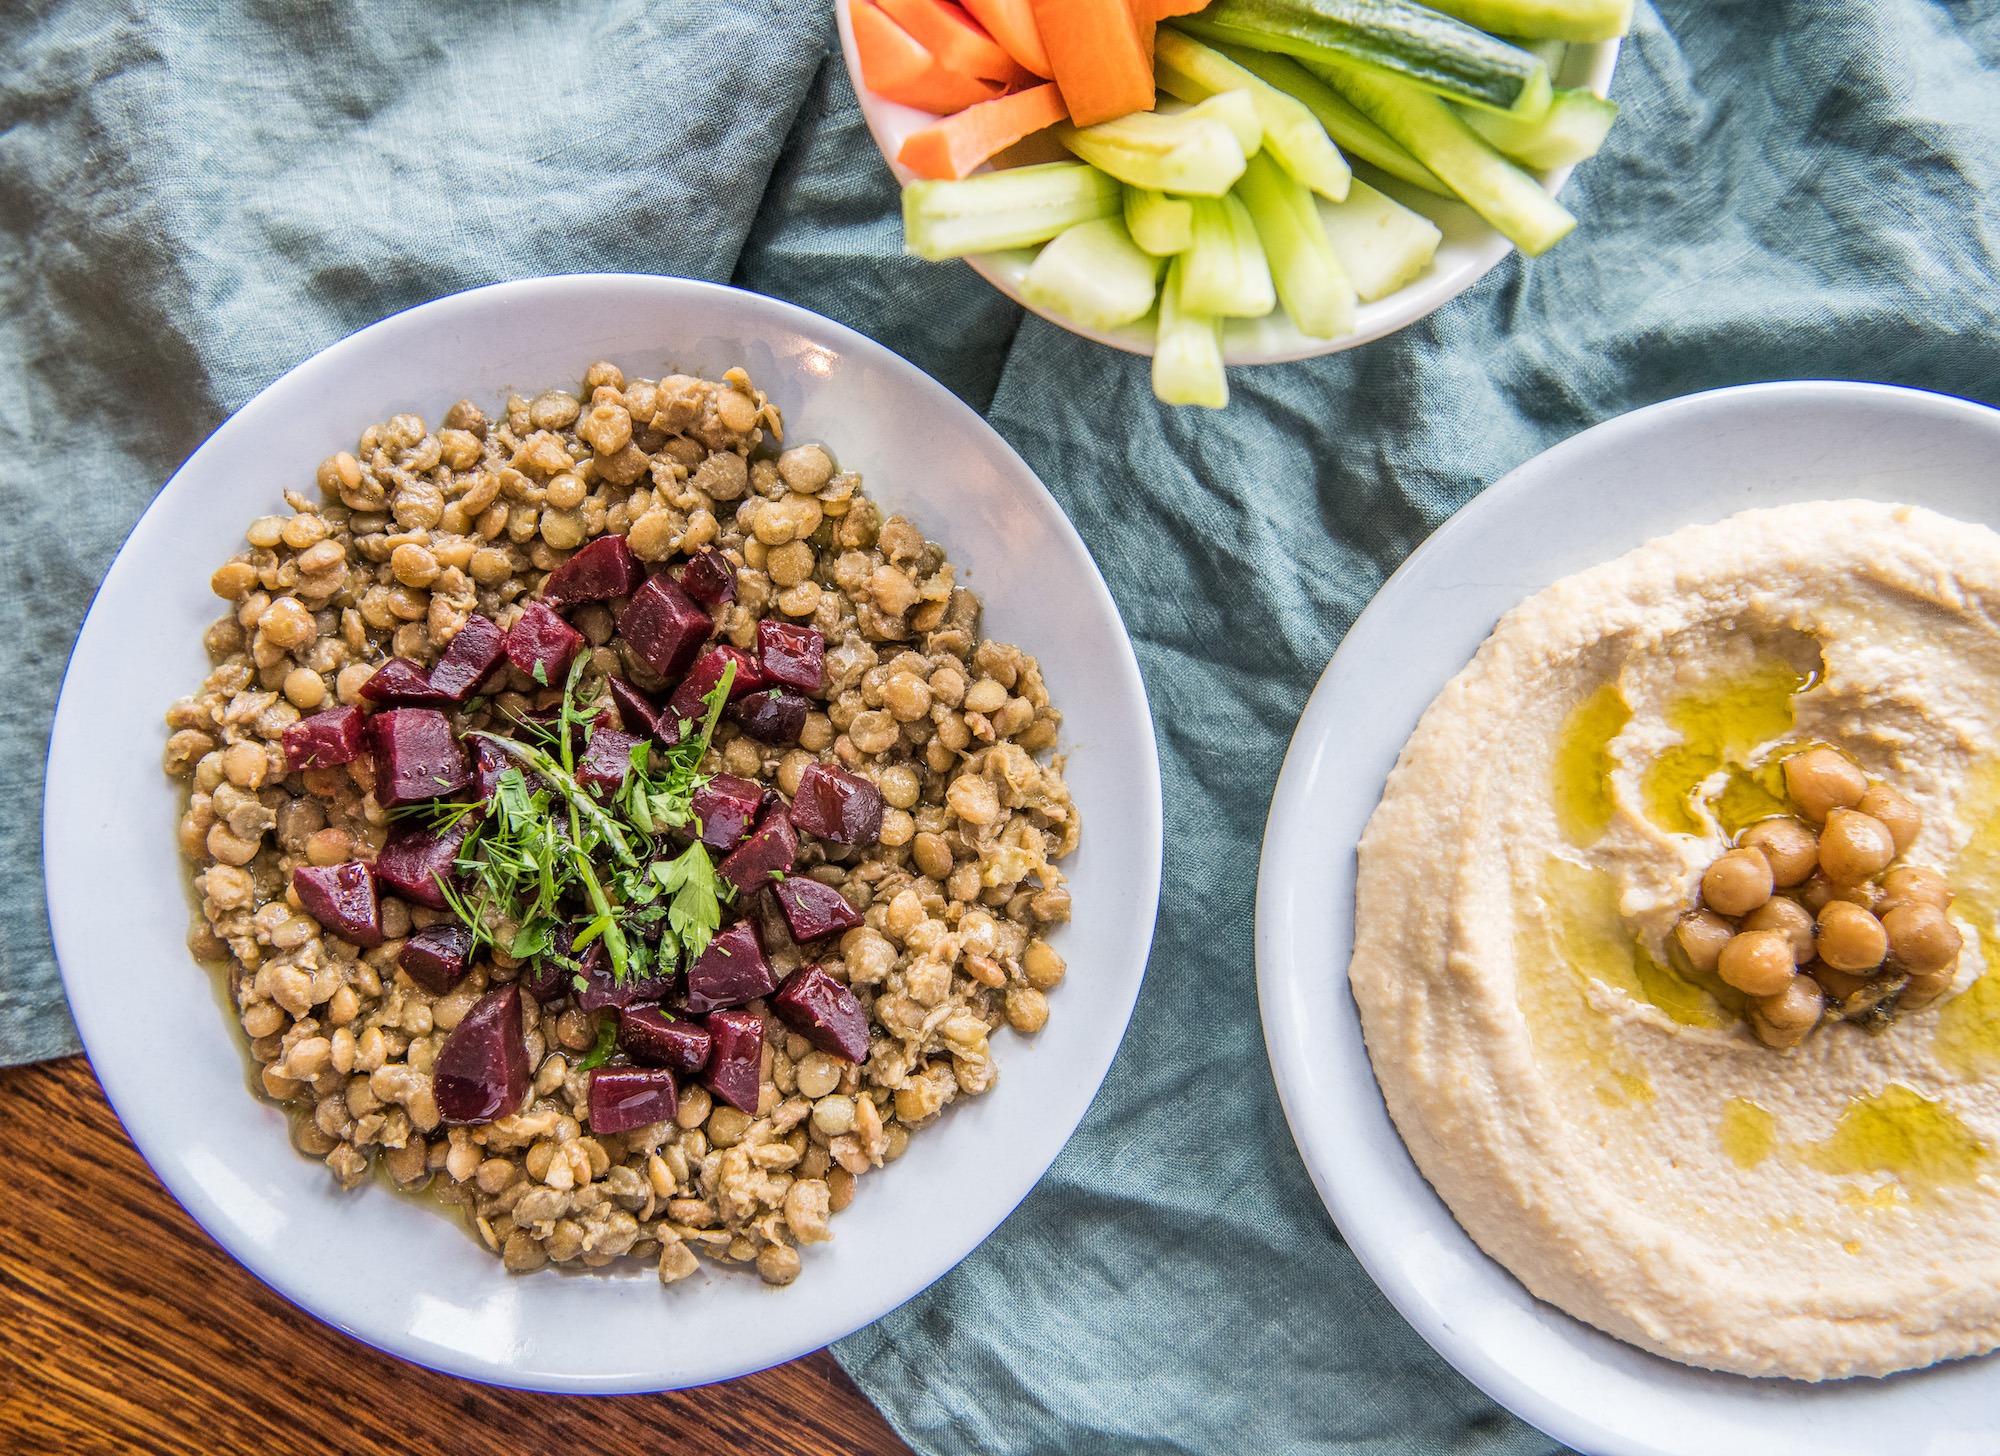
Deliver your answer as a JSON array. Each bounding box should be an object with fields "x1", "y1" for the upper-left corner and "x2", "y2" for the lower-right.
[
  {"x1": 853, "y1": 0, "x2": 1005, "y2": 114},
  {"x1": 1028, "y1": 0, "x2": 1156, "y2": 127},
  {"x1": 897, "y1": 83, "x2": 1071, "y2": 179},
  {"x1": 878, "y1": 0, "x2": 1033, "y2": 86},
  {"x1": 962, "y1": 0, "x2": 1055, "y2": 78},
  {"x1": 1144, "y1": 0, "x2": 1208, "y2": 16}
]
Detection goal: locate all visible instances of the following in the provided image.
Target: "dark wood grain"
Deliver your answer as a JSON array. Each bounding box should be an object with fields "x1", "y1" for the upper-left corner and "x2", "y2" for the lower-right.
[{"x1": 0, "y1": 1057, "x2": 912, "y2": 1456}]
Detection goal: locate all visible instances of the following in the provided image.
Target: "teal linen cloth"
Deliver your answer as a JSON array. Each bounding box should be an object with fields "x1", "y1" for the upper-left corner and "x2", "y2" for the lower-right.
[{"x1": 6, "y1": 1, "x2": 2000, "y2": 1451}]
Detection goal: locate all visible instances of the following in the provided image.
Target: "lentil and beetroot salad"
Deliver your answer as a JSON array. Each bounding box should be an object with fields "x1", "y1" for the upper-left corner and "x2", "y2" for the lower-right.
[{"x1": 163, "y1": 361, "x2": 1079, "y2": 1286}]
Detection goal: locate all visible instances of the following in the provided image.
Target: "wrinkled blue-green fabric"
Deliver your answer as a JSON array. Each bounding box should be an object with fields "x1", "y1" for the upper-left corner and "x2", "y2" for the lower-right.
[{"x1": 6, "y1": 1, "x2": 2000, "y2": 1451}]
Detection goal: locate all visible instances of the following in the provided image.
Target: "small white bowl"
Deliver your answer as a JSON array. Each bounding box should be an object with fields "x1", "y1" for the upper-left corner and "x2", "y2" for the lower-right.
[
  {"x1": 1257, "y1": 381, "x2": 2000, "y2": 1455},
  {"x1": 44, "y1": 275, "x2": 1163, "y2": 1392},
  {"x1": 833, "y1": 0, "x2": 1618, "y2": 364}
]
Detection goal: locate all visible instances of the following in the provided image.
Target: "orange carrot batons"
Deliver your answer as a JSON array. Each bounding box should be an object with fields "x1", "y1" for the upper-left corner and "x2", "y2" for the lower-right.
[
  {"x1": 962, "y1": 0, "x2": 1055, "y2": 78},
  {"x1": 1028, "y1": 0, "x2": 1156, "y2": 127},
  {"x1": 878, "y1": 0, "x2": 1034, "y2": 86},
  {"x1": 897, "y1": 83, "x2": 1071, "y2": 179},
  {"x1": 853, "y1": 0, "x2": 1005, "y2": 114}
]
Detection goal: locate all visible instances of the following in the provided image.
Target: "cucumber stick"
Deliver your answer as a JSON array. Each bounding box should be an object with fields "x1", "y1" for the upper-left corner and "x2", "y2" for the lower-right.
[
  {"x1": 1425, "y1": 0, "x2": 1631, "y2": 42},
  {"x1": 1315, "y1": 177, "x2": 1441, "y2": 301},
  {"x1": 1201, "y1": 0, "x2": 1553, "y2": 118},
  {"x1": 1460, "y1": 87, "x2": 1617, "y2": 169},
  {"x1": 1125, "y1": 187, "x2": 1195, "y2": 255},
  {"x1": 1154, "y1": 258, "x2": 1228, "y2": 409},
  {"x1": 903, "y1": 164, "x2": 1122, "y2": 262},
  {"x1": 1181, "y1": 194, "x2": 1277, "y2": 317},
  {"x1": 1057, "y1": 107, "x2": 1249, "y2": 197},
  {"x1": 1181, "y1": 29, "x2": 1449, "y2": 194},
  {"x1": 1155, "y1": 30, "x2": 1351, "y2": 201},
  {"x1": 1021, "y1": 219, "x2": 1164, "y2": 331},
  {"x1": 1308, "y1": 54, "x2": 1575, "y2": 254},
  {"x1": 1235, "y1": 151, "x2": 1355, "y2": 338}
]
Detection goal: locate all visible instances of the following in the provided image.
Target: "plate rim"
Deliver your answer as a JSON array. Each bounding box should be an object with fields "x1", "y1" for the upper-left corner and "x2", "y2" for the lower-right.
[
  {"x1": 1254, "y1": 379, "x2": 2000, "y2": 1455},
  {"x1": 42, "y1": 272, "x2": 1165, "y2": 1392}
]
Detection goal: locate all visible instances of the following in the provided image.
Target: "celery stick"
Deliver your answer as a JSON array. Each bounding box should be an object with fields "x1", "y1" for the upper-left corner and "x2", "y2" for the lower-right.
[
  {"x1": 1056, "y1": 110, "x2": 1248, "y2": 197},
  {"x1": 1235, "y1": 152, "x2": 1355, "y2": 338},
  {"x1": 1426, "y1": 0, "x2": 1631, "y2": 43},
  {"x1": 1021, "y1": 218, "x2": 1165, "y2": 331},
  {"x1": 1153, "y1": 257, "x2": 1228, "y2": 409},
  {"x1": 1180, "y1": 194, "x2": 1277, "y2": 318},
  {"x1": 1177, "y1": 26, "x2": 1449, "y2": 195},
  {"x1": 1316, "y1": 178, "x2": 1441, "y2": 301},
  {"x1": 1459, "y1": 87, "x2": 1617, "y2": 170},
  {"x1": 902, "y1": 164, "x2": 1123, "y2": 262},
  {"x1": 1125, "y1": 187, "x2": 1195, "y2": 256},
  {"x1": 1156, "y1": 31, "x2": 1350, "y2": 200},
  {"x1": 1308, "y1": 54, "x2": 1575, "y2": 254},
  {"x1": 1188, "y1": 90, "x2": 1264, "y2": 157}
]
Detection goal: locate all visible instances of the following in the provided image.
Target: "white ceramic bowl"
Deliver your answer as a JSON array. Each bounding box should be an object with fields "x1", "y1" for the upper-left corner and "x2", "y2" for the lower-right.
[
  {"x1": 44, "y1": 275, "x2": 1163, "y2": 1392},
  {"x1": 833, "y1": 0, "x2": 1617, "y2": 364},
  {"x1": 1256, "y1": 381, "x2": 2000, "y2": 1455}
]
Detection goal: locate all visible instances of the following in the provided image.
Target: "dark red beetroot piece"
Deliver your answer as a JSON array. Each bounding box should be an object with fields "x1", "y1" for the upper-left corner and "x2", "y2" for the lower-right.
[
  {"x1": 434, "y1": 984, "x2": 530, "y2": 1125},
  {"x1": 358, "y1": 657, "x2": 444, "y2": 707},
  {"x1": 618, "y1": 576, "x2": 712, "y2": 679},
  {"x1": 667, "y1": 645, "x2": 768, "y2": 722},
  {"x1": 504, "y1": 601, "x2": 585, "y2": 687},
  {"x1": 291, "y1": 862, "x2": 384, "y2": 947},
  {"x1": 426, "y1": 613, "x2": 506, "y2": 703},
  {"x1": 282, "y1": 705, "x2": 366, "y2": 771},
  {"x1": 684, "y1": 919, "x2": 776, "y2": 1014},
  {"x1": 756, "y1": 620, "x2": 825, "y2": 695},
  {"x1": 717, "y1": 805, "x2": 799, "y2": 895},
  {"x1": 690, "y1": 773, "x2": 765, "y2": 851},
  {"x1": 472, "y1": 736, "x2": 542, "y2": 802},
  {"x1": 678, "y1": 549, "x2": 737, "y2": 606},
  {"x1": 542, "y1": 534, "x2": 643, "y2": 610},
  {"x1": 575, "y1": 951, "x2": 677, "y2": 1014},
  {"x1": 576, "y1": 727, "x2": 643, "y2": 793},
  {"x1": 619, "y1": 1007, "x2": 712, "y2": 1075},
  {"x1": 703, "y1": 1008, "x2": 765, "y2": 1113},
  {"x1": 773, "y1": 876, "x2": 865, "y2": 942},
  {"x1": 727, "y1": 688, "x2": 807, "y2": 746},
  {"x1": 773, "y1": 965, "x2": 871, "y2": 1062},
  {"x1": 788, "y1": 762, "x2": 885, "y2": 845},
  {"x1": 369, "y1": 708, "x2": 472, "y2": 806},
  {"x1": 520, "y1": 921, "x2": 605, "y2": 1001},
  {"x1": 605, "y1": 676, "x2": 676, "y2": 746},
  {"x1": 372, "y1": 820, "x2": 466, "y2": 909},
  {"x1": 398, "y1": 923, "x2": 475, "y2": 994},
  {"x1": 588, "y1": 1066, "x2": 679, "y2": 1134}
]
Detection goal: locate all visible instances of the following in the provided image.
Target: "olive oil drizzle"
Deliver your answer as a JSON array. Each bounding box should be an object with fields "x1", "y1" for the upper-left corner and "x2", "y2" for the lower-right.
[
  {"x1": 1935, "y1": 757, "x2": 2000, "y2": 1076},
  {"x1": 1641, "y1": 660, "x2": 1816, "y2": 837},
  {"x1": 1719, "y1": 1087, "x2": 1984, "y2": 1189},
  {"x1": 1553, "y1": 680, "x2": 1631, "y2": 845}
]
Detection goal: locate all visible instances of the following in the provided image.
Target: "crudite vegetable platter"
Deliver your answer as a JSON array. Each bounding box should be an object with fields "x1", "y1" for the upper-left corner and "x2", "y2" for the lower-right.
[{"x1": 43, "y1": 276, "x2": 1163, "y2": 1391}]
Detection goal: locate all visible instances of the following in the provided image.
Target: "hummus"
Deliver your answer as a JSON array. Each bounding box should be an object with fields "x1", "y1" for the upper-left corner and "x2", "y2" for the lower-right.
[{"x1": 1352, "y1": 501, "x2": 2000, "y2": 1380}]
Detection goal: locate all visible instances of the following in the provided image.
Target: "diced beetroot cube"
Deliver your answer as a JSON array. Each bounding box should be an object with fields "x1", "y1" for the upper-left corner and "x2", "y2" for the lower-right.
[
  {"x1": 542, "y1": 534, "x2": 642, "y2": 609},
  {"x1": 434, "y1": 985, "x2": 529, "y2": 1124},
  {"x1": 620, "y1": 1007, "x2": 712, "y2": 1075},
  {"x1": 503, "y1": 601, "x2": 585, "y2": 687},
  {"x1": 398, "y1": 923, "x2": 474, "y2": 994},
  {"x1": 369, "y1": 708, "x2": 472, "y2": 806},
  {"x1": 426, "y1": 614, "x2": 505, "y2": 703},
  {"x1": 605, "y1": 676, "x2": 666, "y2": 741},
  {"x1": 618, "y1": 576, "x2": 712, "y2": 679},
  {"x1": 757, "y1": 620, "x2": 825, "y2": 695},
  {"x1": 359, "y1": 657, "x2": 444, "y2": 707},
  {"x1": 575, "y1": 949, "x2": 677, "y2": 1014},
  {"x1": 789, "y1": 762, "x2": 885, "y2": 845},
  {"x1": 772, "y1": 965, "x2": 871, "y2": 1062},
  {"x1": 372, "y1": 820, "x2": 467, "y2": 910},
  {"x1": 589, "y1": 1066, "x2": 680, "y2": 1133},
  {"x1": 576, "y1": 726, "x2": 644, "y2": 793},
  {"x1": 703, "y1": 1008, "x2": 765, "y2": 1113},
  {"x1": 727, "y1": 688, "x2": 807, "y2": 746},
  {"x1": 292, "y1": 861, "x2": 384, "y2": 947},
  {"x1": 667, "y1": 646, "x2": 768, "y2": 723},
  {"x1": 690, "y1": 773, "x2": 765, "y2": 850},
  {"x1": 773, "y1": 876, "x2": 864, "y2": 942},
  {"x1": 471, "y1": 736, "x2": 541, "y2": 802},
  {"x1": 685, "y1": 920, "x2": 776, "y2": 1015},
  {"x1": 678, "y1": 549, "x2": 737, "y2": 606},
  {"x1": 519, "y1": 920, "x2": 601, "y2": 1002},
  {"x1": 718, "y1": 805, "x2": 798, "y2": 895},
  {"x1": 282, "y1": 705, "x2": 365, "y2": 771}
]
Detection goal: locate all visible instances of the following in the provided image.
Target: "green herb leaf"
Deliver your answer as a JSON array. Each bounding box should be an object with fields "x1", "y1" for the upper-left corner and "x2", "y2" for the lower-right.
[
  {"x1": 654, "y1": 841, "x2": 724, "y2": 963},
  {"x1": 575, "y1": 1015, "x2": 618, "y2": 1071}
]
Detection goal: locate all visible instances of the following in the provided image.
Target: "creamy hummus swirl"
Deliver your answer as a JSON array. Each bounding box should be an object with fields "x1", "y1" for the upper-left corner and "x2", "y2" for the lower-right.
[{"x1": 1353, "y1": 501, "x2": 2000, "y2": 1380}]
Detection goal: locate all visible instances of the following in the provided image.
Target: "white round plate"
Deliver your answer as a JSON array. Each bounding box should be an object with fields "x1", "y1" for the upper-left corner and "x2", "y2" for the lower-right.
[
  {"x1": 833, "y1": 0, "x2": 1617, "y2": 364},
  {"x1": 1257, "y1": 381, "x2": 2000, "y2": 1456},
  {"x1": 45, "y1": 275, "x2": 1163, "y2": 1393}
]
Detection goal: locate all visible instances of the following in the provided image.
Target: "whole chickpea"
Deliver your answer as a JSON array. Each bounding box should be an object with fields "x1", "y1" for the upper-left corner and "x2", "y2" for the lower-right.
[
  {"x1": 1749, "y1": 974, "x2": 1824, "y2": 1049},
  {"x1": 1673, "y1": 910, "x2": 1736, "y2": 974},
  {"x1": 1882, "y1": 902, "x2": 1962, "y2": 974},
  {"x1": 1717, "y1": 930, "x2": 1796, "y2": 996},
  {"x1": 1816, "y1": 900, "x2": 1888, "y2": 973},
  {"x1": 1856, "y1": 783, "x2": 1923, "y2": 856},
  {"x1": 1701, "y1": 847, "x2": 1773, "y2": 917},
  {"x1": 1741, "y1": 896, "x2": 1815, "y2": 964},
  {"x1": 1740, "y1": 817, "x2": 1818, "y2": 888},
  {"x1": 1782, "y1": 747, "x2": 1868, "y2": 823},
  {"x1": 1816, "y1": 808, "x2": 1896, "y2": 885},
  {"x1": 1881, "y1": 864, "x2": 1953, "y2": 911}
]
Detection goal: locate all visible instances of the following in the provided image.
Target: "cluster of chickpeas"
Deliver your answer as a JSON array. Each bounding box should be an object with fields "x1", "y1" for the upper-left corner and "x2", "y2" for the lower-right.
[
  {"x1": 1673, "y1": 747, "x2": 1963, "y2": 1049},
  {"x1": 165, "y1": 362, "x2": 1078, "y2": 1285}
]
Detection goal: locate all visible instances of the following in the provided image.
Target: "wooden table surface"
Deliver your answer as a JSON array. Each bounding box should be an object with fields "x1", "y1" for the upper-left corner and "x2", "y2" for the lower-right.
[{"x1": 0, "y1": 1057, "x2": 913, "y2": 1456}]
